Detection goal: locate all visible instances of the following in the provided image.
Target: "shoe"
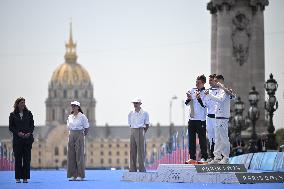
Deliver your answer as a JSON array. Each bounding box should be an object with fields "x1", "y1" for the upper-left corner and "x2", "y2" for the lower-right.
[
  {"x1": 69, "y1": 176, "x2": 76, "y2": 181},
  {"x1": 77, "y1": 177, "x2": 84, "y2": 181},
  {"x1": 185, "y1": 159, "x2": 197, "y2": 164},
  {"x1": 218, "y1": 157, "x2": 229, "y2": 164},
  {"x1": 23, "y1": 179, "x2": 28, "y2": 183},
  {"x1": 16, "y1": 179, "x2": 21, "y2": 183},
  {"x1": 198, "y1": 158, "x2": 208, "y2": 164},
  {"x1": 208, "y1": 158, "x2": 221, "y2": 164},
  {"x1": 207, "y1": 158, "x2": 213, "y2": 163}
]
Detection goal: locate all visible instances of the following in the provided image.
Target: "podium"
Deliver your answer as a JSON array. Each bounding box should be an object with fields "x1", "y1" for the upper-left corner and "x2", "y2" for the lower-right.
[{"x1": 122, "y1": 164, "x2": 284, "y2": 184}]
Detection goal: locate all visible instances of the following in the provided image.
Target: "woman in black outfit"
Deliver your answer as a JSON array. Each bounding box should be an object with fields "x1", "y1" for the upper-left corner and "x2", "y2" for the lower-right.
[{"x1": 9, "y1": 97, "x2": 34, "y2": 183}]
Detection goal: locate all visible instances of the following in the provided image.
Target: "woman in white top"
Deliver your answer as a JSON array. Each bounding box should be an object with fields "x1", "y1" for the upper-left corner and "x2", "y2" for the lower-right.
[{"x1": 67, "y1": 101, "x2": 89, "y2": 181}]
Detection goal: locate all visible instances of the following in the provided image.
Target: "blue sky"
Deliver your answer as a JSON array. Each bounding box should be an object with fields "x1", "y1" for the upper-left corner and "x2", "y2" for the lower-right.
[{"x1": 0, "y1": 0, "x2": 283, "y2": 130}]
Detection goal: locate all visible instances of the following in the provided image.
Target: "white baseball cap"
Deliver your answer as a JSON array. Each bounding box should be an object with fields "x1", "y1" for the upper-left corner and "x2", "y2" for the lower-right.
[
  {"x1": 131, "y1": 97, "x2": 142, "y2": 103},
  {"x1": 71, "y1": 101, "x2": 80, "y2": 107}
]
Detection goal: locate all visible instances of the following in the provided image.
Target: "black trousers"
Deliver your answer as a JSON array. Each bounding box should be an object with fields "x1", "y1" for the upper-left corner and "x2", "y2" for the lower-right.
[
  {"x1": 188, "y1": 120, "x2": 208, "y2": 160},
  {"x1": 209, "y1": 141, "x2": 215, "y2": 159},
  {"x1": 13, "y1": 139, "x2": 32, "y2": 179}
]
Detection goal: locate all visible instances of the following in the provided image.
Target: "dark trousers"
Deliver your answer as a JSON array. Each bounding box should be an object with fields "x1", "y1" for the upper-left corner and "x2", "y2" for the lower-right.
[
  {"x1": 13, "y1": 140, "x2": 32, "y2": 179},
  {"x1": 209, "y1": 141, "x2": 215, "y2": 159},
  {"x1": 188, "y1": 120, "x2": 208, "y2": 160}
]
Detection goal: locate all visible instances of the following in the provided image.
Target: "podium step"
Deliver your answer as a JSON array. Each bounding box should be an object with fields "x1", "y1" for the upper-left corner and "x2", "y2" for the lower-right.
[{"x1": 122, "y1": 164, "x2": 284, "y2": 183}]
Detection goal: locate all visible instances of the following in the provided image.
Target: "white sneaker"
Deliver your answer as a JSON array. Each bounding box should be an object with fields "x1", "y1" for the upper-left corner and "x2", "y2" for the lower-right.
[
  {"x1": 218, "y1": 157, "x2": 229, "y2": 164},
  {"x1": 207, "y1": 158, "x2": 213, "y2": 163},
  {"x1": 198, "y1": 158, "x2": 208, "y2": 164},
  {"x1": 208, "y1": 158, "x2": 221, "y2": 164},
  {"x1": 69, "y1": 177, "x2": 76, "y2": 181},
  {"x1": 77, "y1": 177, "x2": 84, "y2": 181}
]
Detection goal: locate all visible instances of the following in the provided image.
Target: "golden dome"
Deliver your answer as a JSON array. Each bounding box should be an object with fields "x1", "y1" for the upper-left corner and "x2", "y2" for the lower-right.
[
  {"x1": 50, "y1": 22, "x2": 91, "y2": 86},
  {"x1": 51, "y1": 62, "x2": 91, "y2": 86}
]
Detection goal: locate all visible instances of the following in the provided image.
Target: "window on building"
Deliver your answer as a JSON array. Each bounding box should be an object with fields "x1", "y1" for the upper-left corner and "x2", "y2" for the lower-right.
[
  {"x1": 109, "y1": 144, "x2": 112, "y2": 148},
  {"x1": 109, "y1": 151, "x2": 112, "y2": 156},
  {"x1": 39, "y1": 151, "x2": 41, "y2": 156},
  {"x1": 62, "y1": 109, "x2": 65, "y2": 122},
  {"x1": 124, "y1": 144, "x2": 128, "y2": 147},
  {"x1": 63, "y1": 90, "x2": 67, "y2": 98},
  {"x1": 54, "y1": 147, "x2": 59, "y2": 156},
  {"x1": 52, "y1": 109, "x2": 55, "y2": 121},
  {"x1": 125, "y1": 159, "x2": 128, "y2": 164},
  {"x1": 125, "y1": 151, "x2": 128, "y2": 156},
  {"x1": 74, "y1": 90, "x2": 78, "y2": 98},
  {"x1": 100, "y1": 151, "x2": 104, "y2": 156},
  {"x1": 91, "y1": 159, "x2": 93, "y2": 164},
  {"x1": 109, "y1": 159, "x2": 112, "y2": 164},
  {"x1": 64, "y1": 146, "x2": 67, "y2": 156},
  {"x1": 117, "y1": 159, "x2": 120, "y2": 164},
  {"x1": 38, "y1": 158, "x2": 41, "y2": 164},
  {"x1": 100, "y1": 144, "x2": 104, "y2": 148},
  {"x1": 55, "y1": 159, "x2": 58, "y2": 163},
  {"x1": 116, "y1": 151, "x2": 120, "y2": 156},
  {"x1": 101, "y1": 159, "x2": 104, "y2": 164},
  {"x1": 86, "y1": 109, "x2": 89, "y2": 120},
  {"x1": 116, "y1": 144, "x2": 120, "y2": 148},
  {"x1": 91, "y1": 151, "x2": 93, "y2": 155}
]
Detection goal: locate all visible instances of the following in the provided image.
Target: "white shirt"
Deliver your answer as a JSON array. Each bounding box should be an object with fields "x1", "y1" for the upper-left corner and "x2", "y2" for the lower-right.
[
  {"x1": 207, "y1": 88, "x2": 234, "y2": 118},
  {"x1": 128, "y1": 109, "x2": 149, "y2": 128},
  {"x1": 67, "y1": 112, "x2": 89, "y2": 130},
  {"x1": 186, "y1": 88, "x2": 207, "y2": 121},
  {"x1": 206, "y1": 87, "x2": 218, "y2": 115}
]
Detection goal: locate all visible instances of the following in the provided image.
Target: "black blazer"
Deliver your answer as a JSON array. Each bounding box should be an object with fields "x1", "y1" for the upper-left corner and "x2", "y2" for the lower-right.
[{"x1": 9, "y1": 110, "x2": 35, "y2": 143}]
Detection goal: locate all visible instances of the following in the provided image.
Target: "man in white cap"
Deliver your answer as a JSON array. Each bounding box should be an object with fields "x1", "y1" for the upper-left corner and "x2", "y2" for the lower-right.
[{"x1": 128, "y1": 97, "x2": 149, "y2": 172}]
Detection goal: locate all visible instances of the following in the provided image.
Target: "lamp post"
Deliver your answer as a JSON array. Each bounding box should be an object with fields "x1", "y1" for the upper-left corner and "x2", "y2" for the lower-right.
[
  {"x1": 247, "y1": 86, "x2": 260, "y2": 153},
  {"x1": 233, "y1": 97, "x2": 245, "y2": 140},
  {"x1": 169, "y1": 95, "x2": 178, "y2": 125},
  {"x1": 264, "y1": 73, "x2": 279, "y2": 150}
]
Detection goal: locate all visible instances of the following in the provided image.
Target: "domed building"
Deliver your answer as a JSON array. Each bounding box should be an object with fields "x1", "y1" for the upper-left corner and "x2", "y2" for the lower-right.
[
  {"x1": 0, "y1": 24, "x2": 175, "y2": 170},
  {"x1": 46, "y1": 24, "x2": 96, "y2": 126}
]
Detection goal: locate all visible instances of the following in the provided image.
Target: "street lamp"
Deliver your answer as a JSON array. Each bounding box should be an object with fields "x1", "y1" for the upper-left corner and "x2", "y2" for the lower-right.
[
  {"x1": 233, "y1": 97, "x2": 245, "y2": 139},
  {"x1": 169, "y1": 95, "x2": 178, "y2": 125},
  {"x1": 247, "y1": 86, "x2": 260, "y2": 153},
  {"x1": 264, "y1": 73, "x2": 279, "y2": 150}
]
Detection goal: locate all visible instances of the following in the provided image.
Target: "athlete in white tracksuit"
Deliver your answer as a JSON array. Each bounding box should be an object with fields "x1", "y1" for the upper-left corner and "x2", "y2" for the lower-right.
[
  {"x1": 205, "y1": 75, "x2": 236, "y2": 164},
  {"x1": 206, "y1": 87, "x2": 218, "y2": 159}
]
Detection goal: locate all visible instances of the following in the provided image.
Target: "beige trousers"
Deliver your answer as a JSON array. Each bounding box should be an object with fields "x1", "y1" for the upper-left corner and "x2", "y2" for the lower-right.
[
  {"x1": 129, "y1": 128, "x2": 146, "y2": 172},
  {"x1": 67, "y1": 130, "x2": 85, "y2": 178}
]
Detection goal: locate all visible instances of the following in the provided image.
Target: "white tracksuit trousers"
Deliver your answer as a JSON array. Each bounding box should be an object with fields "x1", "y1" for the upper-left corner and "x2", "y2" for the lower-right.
[
  {"x1": 213, "y1": 119, "x2": 230, "y2": 159},
  {"x1": 206, "y1": 117, "x2": 216, "y2": 145}
]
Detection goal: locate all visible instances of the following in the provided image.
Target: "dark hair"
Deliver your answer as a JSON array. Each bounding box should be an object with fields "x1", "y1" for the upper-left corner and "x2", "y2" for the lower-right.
[
  {"x1": 197, "y1": 74, "x2": 206, "y2": 83},
  {"x1": 13, "y1": 97, "x2": 28, "y2": 113},
  {"x1": 71, "y1": 106, "x2": 84, "y2": 114},
  {"x1": 215, "y1": 74, "x2": 224, "y2": 81},
  {"x1": 209, "y1": 74, "x2": 216, "y2": 79}
]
